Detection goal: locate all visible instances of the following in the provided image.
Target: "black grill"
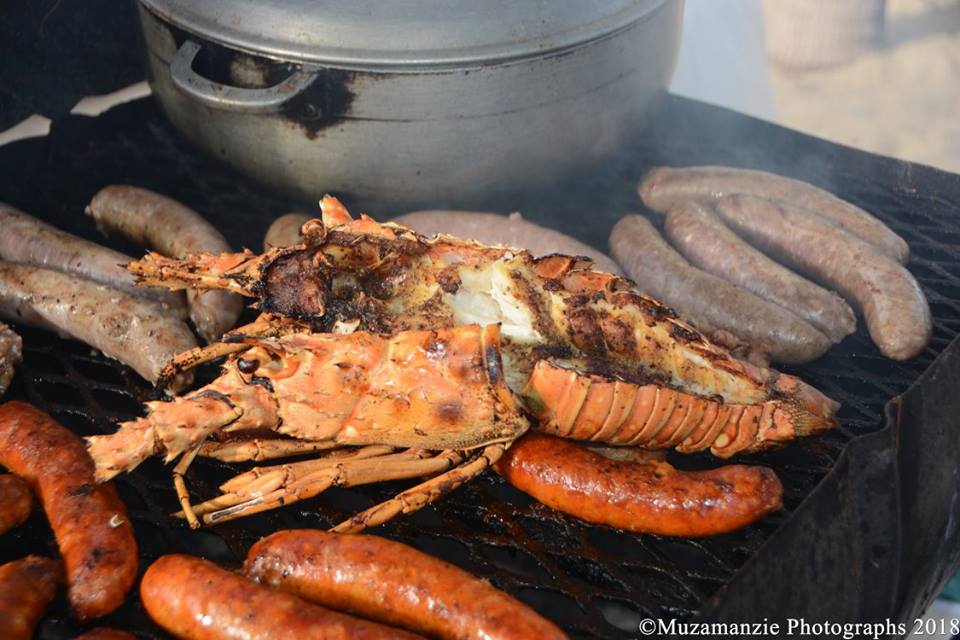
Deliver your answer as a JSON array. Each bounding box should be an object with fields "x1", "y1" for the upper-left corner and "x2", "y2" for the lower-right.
[{"x1": 1, "y1": 95, "x2": 958, "y2": 639}]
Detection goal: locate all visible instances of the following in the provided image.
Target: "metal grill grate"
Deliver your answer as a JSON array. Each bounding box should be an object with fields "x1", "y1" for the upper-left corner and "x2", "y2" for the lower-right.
[{"x1": 0, "y1": 96, "x2": 957, "y2": 638}]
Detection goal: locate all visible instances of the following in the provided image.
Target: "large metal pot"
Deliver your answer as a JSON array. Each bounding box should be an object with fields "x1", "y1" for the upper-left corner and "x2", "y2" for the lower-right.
[{"x1": 138, "y1": 0, "x2": 683, "y2": 213}]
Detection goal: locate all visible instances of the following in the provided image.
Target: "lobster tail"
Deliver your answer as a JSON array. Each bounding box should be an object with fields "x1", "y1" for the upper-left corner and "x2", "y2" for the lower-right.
[{"x1": 522, "y1": 361, "x2": 836, "y2": 458}]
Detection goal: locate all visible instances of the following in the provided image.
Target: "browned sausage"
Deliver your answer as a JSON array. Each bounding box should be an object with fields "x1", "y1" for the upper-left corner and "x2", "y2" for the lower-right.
[
  {"x1": 0, "y1": 262, "x2": 197, "y2": 386},
  {"x1": 0, "y1": 474, "x2": 32, "y2": 534},
  {"x1": 244, "y1": 529, "x2": 568, "y2": 640},
  {"x1": 495, "y1": 433, "x2": 783, "y2": 537},
  {"x1": 715, "y1": 194, "x2": 931, "y2": 360},
  {"x1": 0, "y1": 556, "x2": 63, "y2": 640},
  {"x1": 72, "y1": 628, "x2": 136, "y2": 640},
  {"x1": 0, "y1": 402, "x2": 138, "y2": 620},
  {"x1": 0, "y1": 322, "x2": 21, "y2": 396},
  {"x1": 663, "y1": 201, "x2": 856, "y2": 342},
  {"x1": 264, "y1": 212, "x2": 312, "y2": 250},
  {"x1": 393, "y1": 210, "x2": 623, "y2": 275},
  {"x1": 609, "y1": 215, "x2": 831, "y2": 363},
  {"x1": 86, "y1": 185, "x2": 243, "y2": 342},
  {"x1": 141, "y1": 554, "x2": 423, "y2": 640},
  {"x1": 638, "y1": 165, "x2": 909, "y2": 263},
  {"x1": 0, "y1": 202, "x2": 186, "y2": 315}
]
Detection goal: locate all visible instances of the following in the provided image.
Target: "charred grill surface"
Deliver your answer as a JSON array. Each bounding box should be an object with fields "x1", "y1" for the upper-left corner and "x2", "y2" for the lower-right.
[{"x1": 1, "y1": 95, "x2": 958, "y2": 638}]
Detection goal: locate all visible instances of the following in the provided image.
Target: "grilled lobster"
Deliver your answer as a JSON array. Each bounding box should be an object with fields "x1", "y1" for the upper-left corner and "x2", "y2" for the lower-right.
[{"x1": 87, "y1": 197, "x2": 838, "y2": 534}]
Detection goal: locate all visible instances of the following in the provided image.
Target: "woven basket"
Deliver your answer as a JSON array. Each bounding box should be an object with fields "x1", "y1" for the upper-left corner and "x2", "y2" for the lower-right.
[{"x1": 763, "y1": 0, "x2": 887, "y2": 69}]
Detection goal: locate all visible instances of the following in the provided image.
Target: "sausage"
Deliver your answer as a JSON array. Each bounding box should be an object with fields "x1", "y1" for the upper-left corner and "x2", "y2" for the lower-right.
[
  {"x1": 0, "y1": 556, "x2": 63, "y2": 640},
  {"x1": 244, "y1": 530, "x2": 568, "y2": 640},
  {"x1": 393, "y1": 210, "x2": 623, "y2": 275},
  {"x1": 0, "y1": 262, "x2": 197, "y2": 386},
  {"x1": 86, "y1": 185, "x2": 244, "y2": 342},
  {"x1": 663, "y1": 201, "x2": 856, "y2": 342},
  {"x1": 264, "y1": 212, "x2": 312, "y2": 250},
  {"x1": 495, "y1": 433, "x2": 783, "y2": 537},
  {"x1": 609, "y1": 215, "x2": 831, "y2": 363},
  {"x1": 0, "y1": 402, "x2": 138, "y2": 620},
  {"x1": 141, "y1": 554, "x2": 423, "y2": 640},
  {"x1": 638, "y1": 165, "x2": 909, "y2": 263},
  {"x1": 0, "y1": 474, "x2": 32, "y2": 534},
  {"x1": 72, "y1": 628, "x2": 136, "y2": 640},
  {"x1": 0, "y1": 322, "x2": 21, "y2": 396},
  {"x1": 714, "y1": 194, "x2": 932, "y2": 360},
  {"x1": 0, "y1": 202, "x2": 186, "y2": 316}
]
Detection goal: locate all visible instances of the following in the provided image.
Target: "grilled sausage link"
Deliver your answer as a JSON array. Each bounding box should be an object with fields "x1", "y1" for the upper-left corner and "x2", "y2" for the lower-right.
[
  {"x1": 86, "y1": 185, "x2": 243, "y2": 342},
  {"x1": 638, "y1": 165, "x2": 909, "y2": 263},
  {"x1": 495, "y1": 433, "x2": 783, "y2": 537},
  {"x1": 141, "y1": 554, "x2": 423, "y2": 640},
  {"x1": 394, "y1": 210, "x2": 623, "y2": 275},
  {"x1": 715, "y1": 194, "x2": 931, "y2": 360},
  {"x1": 0, "y1": 262, "x2": 197, "y2": 386},
  {"x1": 264, "y1": 212, "x2": 311, "y2": 250},
  {"x1": 244, "y1": 529, "x2": 568, "y2": 640},
  {"x1": 609, "y1": 215, "x2": 831, "y2": 364},
  {"x1": 0, "y1": 322, "x2": 22, "y2": 396},
  {"x1": 664, "y1": 201, "x2": 856, "y2": 342},
  {"x1": 0, "y1": 202, "x2": 186, "y2": 315},
  {"x1": 0, "y1": 474, "x2": 32, "y2": 534},
  {"x1": 72, "y1": 628, "x2": 136, "y2": 639},
  {"x1": 0, "y1": 402, "x2": 137, "y2": 620},
  {"x1": 0, "y1": 556, "x2": 63, "y2": 640}
]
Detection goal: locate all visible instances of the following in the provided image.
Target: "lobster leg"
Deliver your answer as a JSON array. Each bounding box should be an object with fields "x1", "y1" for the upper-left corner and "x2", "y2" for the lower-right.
[
  {"x1": 219, "y1": 446, "x2": 402, "y2": 499},
  {"x1": 180, "y1": 446, "x2": 399, "y2": 518},
  {"x1": 198, "y1": 438, "x2": 339, "y2": 463},
  {"x1": 188, "y1": 449, "x2": 468, "y2": 525},
  {"x1": 330, "y1": 443, "x2": 506, "y2": 534},
  {"x1": 172, "y1": 445, "x2": 202, "y2": 529}
]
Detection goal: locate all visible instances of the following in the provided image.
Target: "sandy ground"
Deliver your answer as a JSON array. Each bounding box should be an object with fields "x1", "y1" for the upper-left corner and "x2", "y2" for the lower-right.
[{"x1": 769, "y1": 0, "x2": 960, "y2": 174}]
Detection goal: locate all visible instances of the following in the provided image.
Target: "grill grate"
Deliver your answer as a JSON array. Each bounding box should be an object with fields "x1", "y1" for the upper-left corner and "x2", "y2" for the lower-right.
[{"x1": 0, "y1": 96, "x2": 957, "y2": 638}]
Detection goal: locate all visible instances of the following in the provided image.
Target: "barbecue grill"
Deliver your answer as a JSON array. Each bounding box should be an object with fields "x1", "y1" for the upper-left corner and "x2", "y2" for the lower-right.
[{"x1": 2, "y1": 4, "x2": 960, "y2": 638}]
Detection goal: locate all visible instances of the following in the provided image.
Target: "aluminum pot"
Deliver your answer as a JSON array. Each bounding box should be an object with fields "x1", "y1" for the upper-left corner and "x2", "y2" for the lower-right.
[{"x1": 138, "y1": 0, "x2": 684, "y2": 213}]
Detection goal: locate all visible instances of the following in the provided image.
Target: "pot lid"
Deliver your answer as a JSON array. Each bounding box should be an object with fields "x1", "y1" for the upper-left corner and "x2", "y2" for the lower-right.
[{"x1": 140, "y1": 0, "x2": 671, "y2": 67}]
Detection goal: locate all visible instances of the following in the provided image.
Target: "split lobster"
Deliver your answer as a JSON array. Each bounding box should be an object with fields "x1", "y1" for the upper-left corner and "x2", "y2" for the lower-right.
[{"x1": 86, "y1": 197, "x2": 838, "y2": 534}]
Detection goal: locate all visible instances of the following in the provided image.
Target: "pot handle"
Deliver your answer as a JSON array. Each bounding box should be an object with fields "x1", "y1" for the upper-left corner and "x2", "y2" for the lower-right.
[{"x1": 169, "y1": 40, "x2": 318, "y2": 113}]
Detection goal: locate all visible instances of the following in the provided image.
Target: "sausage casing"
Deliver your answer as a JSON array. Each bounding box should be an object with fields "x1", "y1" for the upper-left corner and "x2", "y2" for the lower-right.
[
  {"x1": 0, "y1": 202, "x2": 186, "y2": 315},
  {"x1": 245, "y1": 529, "x2": 569, "y2": 640},
  {"x1": 141, "y1": 554, "x2": 422, "y2": 640},
  {"x1": 0, "y1": 262, "x2": 197, "y2": 385},
  {"x1": 609, "y1": 215, "x2": 831, "y2": 363},
  {"x1": 715, "y1": 194, "x2": 931, "y2": 360},
  {"x1": 0, "y1": 556, "x2": 63, "y2": 640},
  {"x1": 0, "y1": 322, "x2": 22, "y2": 396},
  {"x1": 663, "y1": 201, "x2": 856, "y2": 342},
  {"x1": 264, "y1": 212, "x2": 311, "y2": 250},
  {"x1": 393, "y1": 210, "x2": 623, "y2": 275},
  {"x1": 0, "y1": 402, "x2": 138, "y2": 620},
  {"x1": 86, "y1": 185, "x2": 243, "y2": 342},
  {"x1": 0, "y1": 474, "x2": 32, "y2": 534},
  {"x1": 638, "y1": 165, "x2": 909, "y2": 263},
  {"x1": 495, "y1": 433, "x2": 783, "y2": 537}
]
